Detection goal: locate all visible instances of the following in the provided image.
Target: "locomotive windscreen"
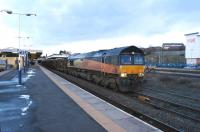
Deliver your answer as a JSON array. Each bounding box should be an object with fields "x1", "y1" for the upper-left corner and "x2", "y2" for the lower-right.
[{"x1": 120, "y1": 54, "x2": 144, "y2": 65}]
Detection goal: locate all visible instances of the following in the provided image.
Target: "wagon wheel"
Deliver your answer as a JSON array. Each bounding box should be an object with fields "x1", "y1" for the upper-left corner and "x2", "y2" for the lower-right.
[
  {"x1": 109, "y1": 81, "x2": 119, "y2": 92},
  {"x1": 113, "y1": 84, "x2": 119, "y2": 92}
]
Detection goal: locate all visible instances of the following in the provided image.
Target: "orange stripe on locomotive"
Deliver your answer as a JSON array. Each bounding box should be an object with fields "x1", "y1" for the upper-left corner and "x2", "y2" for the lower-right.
[{"x1": 70, "y1": 59, "x2": 119, "y2": 74}]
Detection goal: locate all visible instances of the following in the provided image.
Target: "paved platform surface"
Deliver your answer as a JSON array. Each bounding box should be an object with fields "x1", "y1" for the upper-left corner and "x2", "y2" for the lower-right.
[
  {"x1": 0, "y1": 66, "x2": 105, "y2": 132},
  {"x1": 0, "y1": 65, "x2": 161, "y2": 132},
  {"x1": 0, "y1": 69, "x2": 17, "y2": 81}
]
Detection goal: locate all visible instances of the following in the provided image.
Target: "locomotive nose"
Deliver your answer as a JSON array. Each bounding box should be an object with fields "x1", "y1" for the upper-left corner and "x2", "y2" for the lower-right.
[{"x1": 119, "y1": 65, "x2": 145, "y2": 76}]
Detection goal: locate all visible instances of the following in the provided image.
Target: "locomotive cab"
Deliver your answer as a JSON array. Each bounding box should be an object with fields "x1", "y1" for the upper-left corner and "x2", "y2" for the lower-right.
[{"x1": 118, "y1": 49, "x2": 145, "y2": 79}]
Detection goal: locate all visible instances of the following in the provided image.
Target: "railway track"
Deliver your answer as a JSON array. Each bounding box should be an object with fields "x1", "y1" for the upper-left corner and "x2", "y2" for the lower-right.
[
  {"x1": 129, "y1": 91, "x2": 200, "y2": 123},
  {"x1": 155, "y1": 67, "x2": 200, "y2": 74},
  {"x1": 141, "y1": 87, "x2": 200, "y2": 102},
  {"x1": 137, "y1": 89, "x2": 200, "y2": 112},
  {"x1": 154, "y1": 70, "x2": 200, "y2": 78}
]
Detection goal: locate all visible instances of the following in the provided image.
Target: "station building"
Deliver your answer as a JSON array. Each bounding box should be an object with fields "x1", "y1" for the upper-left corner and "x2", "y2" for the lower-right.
[
  {"x1": 0, "y1": 47, "x2": 42, "y2": 68},
  {"x1": 185, "y1": 32, "x2": 200, "y2": 65},
  {"x1": 161, "y1": 43, "x2": 185, "y2": 64},
  {"x1": 143, "y1": 43, "x2": 185, "y2": 65}
]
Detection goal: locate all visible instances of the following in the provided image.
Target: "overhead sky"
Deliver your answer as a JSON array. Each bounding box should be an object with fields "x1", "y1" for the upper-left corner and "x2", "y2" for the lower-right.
[{"x1": 0, "y1": 0, "x2": 200, "y2": 55}]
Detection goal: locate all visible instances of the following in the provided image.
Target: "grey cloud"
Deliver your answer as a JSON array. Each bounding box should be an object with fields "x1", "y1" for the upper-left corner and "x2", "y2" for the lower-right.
[{"x1": 4, "y1": 0, "x2": 200, "y2": 45}]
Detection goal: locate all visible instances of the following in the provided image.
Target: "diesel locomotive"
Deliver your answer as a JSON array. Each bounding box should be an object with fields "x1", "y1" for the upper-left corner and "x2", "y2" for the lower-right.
[{"x1": 67, "y1": 46, "x2": 145, "y2": 92}]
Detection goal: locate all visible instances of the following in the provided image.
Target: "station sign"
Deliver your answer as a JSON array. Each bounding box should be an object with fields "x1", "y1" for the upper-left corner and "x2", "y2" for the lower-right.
[
  {"x1": 19, "y1": 50, "x2": 28, "y2": 56},
  {"x1": 185, "y1": 32, "x2": 200, "y2": 58},
  {"x1": 187, "y1": 38, "x2": 196, "y2": 43}
]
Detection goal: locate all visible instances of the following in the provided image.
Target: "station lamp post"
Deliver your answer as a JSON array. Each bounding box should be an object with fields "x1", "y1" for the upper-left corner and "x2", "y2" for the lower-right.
[
  {"x1": 0, "y1": 10, "x2": 36, "y2": 84},
  {"x1": 22, "y1": 36, "x2": 32, "y2": 72}
]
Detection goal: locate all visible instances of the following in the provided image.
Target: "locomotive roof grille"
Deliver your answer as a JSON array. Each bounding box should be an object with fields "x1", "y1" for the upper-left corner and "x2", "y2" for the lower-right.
[{"x1": 68, "y1": 46, "x2": 144, "y2": 60}]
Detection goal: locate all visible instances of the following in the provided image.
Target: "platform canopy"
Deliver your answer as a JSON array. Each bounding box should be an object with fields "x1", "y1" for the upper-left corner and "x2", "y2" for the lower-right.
[{"x1": 0, "y1": 47, "x2": 42, "y2": 59}]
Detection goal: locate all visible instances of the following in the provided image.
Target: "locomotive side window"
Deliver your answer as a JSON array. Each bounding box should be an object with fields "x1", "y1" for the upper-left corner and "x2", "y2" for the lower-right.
[
  {"x1": 104, "y1": 56, "x2": 118, "y2": 65},
  {"x1": 105, "y1": 56, "x2": 111, "y2": 64},
  {"x1": 111, "y1": 56, "x2": 118, "y2": 65},
  {"x1": 102, "y1": 57, "x2": 105, "y2": 63}
]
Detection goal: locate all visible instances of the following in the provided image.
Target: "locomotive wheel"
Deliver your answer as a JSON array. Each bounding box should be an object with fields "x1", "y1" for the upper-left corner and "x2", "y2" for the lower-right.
[
  {"x1": 92, "y1": 75, "x2": 102, "y2": 85},
  {"x1": 86, "y1": 74, "x2": 92, "y2": 81},
  {"x1": 109, "y1": 79, "x2": 119, "y2": 92},
  {"x1": 100, "y1": 78, "x2": 109, "y2": 87},
  {"x1": 116, "y1": 78, "x2": 130, "y2": 92}
]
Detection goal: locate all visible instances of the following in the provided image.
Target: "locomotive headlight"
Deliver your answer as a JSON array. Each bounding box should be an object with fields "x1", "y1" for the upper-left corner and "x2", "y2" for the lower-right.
[
  {"x1": 120, "y1": 73, "x2": 127, "y2": 77},
  {"x1": 138, "y1": 73, "x2": 144, "y2": 77}
]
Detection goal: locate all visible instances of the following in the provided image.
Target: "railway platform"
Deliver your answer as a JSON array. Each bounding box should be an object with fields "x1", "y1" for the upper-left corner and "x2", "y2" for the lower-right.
[
  {"x1": 0, "y1": 69, "x2": 16, "y2": 80},
  {"x1": 0, "y1": 65, "x2": 161, "y2": 132}
]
